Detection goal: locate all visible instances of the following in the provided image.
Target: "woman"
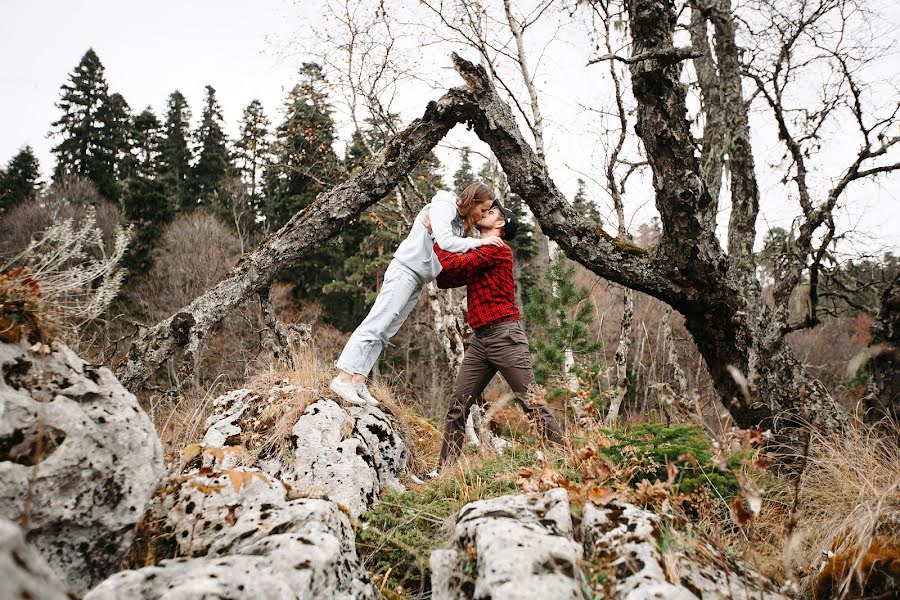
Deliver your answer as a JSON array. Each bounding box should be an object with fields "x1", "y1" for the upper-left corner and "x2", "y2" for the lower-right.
[{"x1": 330, "y1": 182, "x2": 503, "y2": 406}]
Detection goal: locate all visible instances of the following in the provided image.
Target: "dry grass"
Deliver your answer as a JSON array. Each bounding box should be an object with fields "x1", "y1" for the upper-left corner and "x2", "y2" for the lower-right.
[
  {"x1": 688, "y1": 417, "x2": 900, "y2": 597},
  {"x1": 368, "y1": 379, "x2": 443, "y2": 476},
  {"x1": 241, "y1": 346, "x2": 334, "y2": 463},
  {"x1": 786, "y1": 419, "x2": 900, "y2": 596}
]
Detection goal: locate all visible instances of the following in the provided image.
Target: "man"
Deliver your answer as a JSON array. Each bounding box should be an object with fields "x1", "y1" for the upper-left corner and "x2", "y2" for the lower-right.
[{"x1": 423, "y1": 199, "x2": 566, "y2": 474}]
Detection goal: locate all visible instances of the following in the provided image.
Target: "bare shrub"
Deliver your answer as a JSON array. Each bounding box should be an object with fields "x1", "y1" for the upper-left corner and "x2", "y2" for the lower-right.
[
  {"x1": 0, "y1": 175, "x2": 123, "y2": 260},
  {"x1": 1, "y1": 204, "x2": 131, "y2": 346},
  {"x1": 787, "y1": 420, "x2": 900, "y2": 595},
  {"x1": 129, "y1": 210, "x2": 242, "y2": 322},
  {"x1": 123, "y1": 210, "x2": 259, "y2": 389}
]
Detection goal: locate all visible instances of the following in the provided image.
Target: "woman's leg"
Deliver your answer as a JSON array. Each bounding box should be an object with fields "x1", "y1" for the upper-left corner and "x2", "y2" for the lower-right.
[{"x1": 335, "y1": 261, "x2": 422, "y2": 378}]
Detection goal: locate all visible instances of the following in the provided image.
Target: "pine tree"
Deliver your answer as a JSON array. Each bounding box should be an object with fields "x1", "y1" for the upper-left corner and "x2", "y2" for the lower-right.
[
  {"x1": 120, "y1": 176, "x2": 174, "y2": 275},
  {"x1": 50, "y1": 48, "x2": 119, "y2": 199},
  {"x1": 264, "y1": 63, "x2": 348, "y2": 311},
  {"x1": 159, "y1": 91, "x2": 193, "y2": 210},
  {"x1": 452, "y1": 146, "x2": 476, "y2": 192},
  {"x1": 572, "y1": 178, "x2": 602, "y2": 225},
  {"x1": 103, "y1": 92, "x2": 134, "y2": 182},
  {"x1": 131, "y1": 107, "x2": 164, "y2": 179},
  {"x1": 264, "y1": 63, "x2": 340, "y2": 230},
  {"x1": 192, "y1": 85, "x2": 232, "y2": 206},
  {"x1": 524, "y1": 254, "x2": 602, "y2": 387},
  {"x1": 0, "y1": 146, "x2": 42, "y2": 213},
  {"x1": 234, "y1": 99, "x2": 271, "y2": 216}
]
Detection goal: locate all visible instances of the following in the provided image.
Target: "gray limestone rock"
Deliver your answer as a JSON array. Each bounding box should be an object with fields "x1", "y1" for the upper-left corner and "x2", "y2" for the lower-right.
[
  {"x1": 0, "y1": 517, "x2": 74, "y2": 600},
  {"x1": 87, "y1": 467, "x2": 375, "y2": 600},
  {"x1": 581, "y1": 501, "x2": 787, "y2": 599},
  {"x1": 0, "y1": 341, "x2": 165, "y2": 593},
  {"x1": 200, "y1": 389, "x2": 409, "y2": 518},
  {"x1": 431, "y1": 488, "x2": 585, "y2": 599}
]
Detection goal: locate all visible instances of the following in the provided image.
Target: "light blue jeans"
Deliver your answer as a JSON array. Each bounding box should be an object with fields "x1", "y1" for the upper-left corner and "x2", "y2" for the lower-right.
[{"x1": 335, "y1": 259, "x2": 425, "y2": 376}]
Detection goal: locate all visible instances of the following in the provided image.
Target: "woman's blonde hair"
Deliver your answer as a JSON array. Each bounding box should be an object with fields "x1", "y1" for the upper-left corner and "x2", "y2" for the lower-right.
[{"x1": 456, "y1": 182, "x2": 494, "y2": 233}]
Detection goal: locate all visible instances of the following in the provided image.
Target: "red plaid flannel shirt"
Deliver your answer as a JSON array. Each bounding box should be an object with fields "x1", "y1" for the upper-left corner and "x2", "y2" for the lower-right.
[{"x1": 434, "y1": 242, "x2": 520, "y2": 330}]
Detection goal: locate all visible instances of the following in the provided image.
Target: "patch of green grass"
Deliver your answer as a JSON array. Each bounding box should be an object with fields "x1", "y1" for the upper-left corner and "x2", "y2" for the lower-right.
[
  {"x1": 356, "y1": 448, "x2": 538, "y2": 597},
  {"x1": 600, "y1": 423, "x2": 741, "y2": 499}
]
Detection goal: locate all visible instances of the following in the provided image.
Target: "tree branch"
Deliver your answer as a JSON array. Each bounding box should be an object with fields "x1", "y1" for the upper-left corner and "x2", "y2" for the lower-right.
[{"x1": 587, "y1": 45, "x2": 700, "y2": 66}]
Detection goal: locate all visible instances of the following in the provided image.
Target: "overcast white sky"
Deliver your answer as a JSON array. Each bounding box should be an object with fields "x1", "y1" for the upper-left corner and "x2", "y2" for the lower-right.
[{"x1": 1, "y1": 0, "x2": 898, "y2": 258}]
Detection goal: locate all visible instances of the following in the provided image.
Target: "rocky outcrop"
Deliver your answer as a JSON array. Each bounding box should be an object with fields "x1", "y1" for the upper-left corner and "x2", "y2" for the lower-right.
[
  {"x1": 0, "y1": 517, "x2": 74, "y2": 600},
  {"x1": 201, "y1": 388, "x2": 409, "y2": 518},
  {"x1": 581, "y1": 501, "x2": 787, "y2": 599},
  {"x1": 0, "y1": 342, "x2": 165, "y2": 593},
  {"x1": 431, "y1": 488, "x2": 585, "y2": 599},
  {"x1": 85, "y1": 380, "x2": 413, "y2": 599},
  {"x1": 87, "y1": 467, "x2": 375, "y2": 599}
]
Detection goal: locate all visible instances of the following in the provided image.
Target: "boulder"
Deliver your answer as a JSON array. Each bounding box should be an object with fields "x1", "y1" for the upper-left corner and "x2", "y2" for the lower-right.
[
  {"x1": 200, "y1": 389, "x2": 409, "y2": 518},
  {"x1": 0, "y1": 341, "x2": 165, "y2": 593},
  {"x1": 87, "y1": 467, "x2": 375, "y2": 600},
  {"x1": 581, "y1": 501, "x2": 787, "y2": 599},
  {"x1": 431, "y1": 488, "x2": 585, "y2": 599},
  {"x1": 0, "y1": 516, "x2": 74, "y2": 600}
]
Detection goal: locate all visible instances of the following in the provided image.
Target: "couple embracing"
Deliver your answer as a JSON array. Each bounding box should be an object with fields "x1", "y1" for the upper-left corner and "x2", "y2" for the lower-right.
[{"x1": 329, "y1": 183, "x2": 565, "y2": 474}]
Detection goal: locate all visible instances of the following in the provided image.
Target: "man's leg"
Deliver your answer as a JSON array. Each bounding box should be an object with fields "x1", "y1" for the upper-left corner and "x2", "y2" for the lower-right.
[
  {"x1": 488, "y1": 322, "x2": 566, "y2": 446},
  {"x1": 438, "y1": 337, "x2": 496, "y2": 469}
]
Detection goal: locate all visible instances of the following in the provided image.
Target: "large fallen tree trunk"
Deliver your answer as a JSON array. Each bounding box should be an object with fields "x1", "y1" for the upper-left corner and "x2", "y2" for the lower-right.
[{"x1": 118, "y1": 43, "x2": 847, "y2": 445}]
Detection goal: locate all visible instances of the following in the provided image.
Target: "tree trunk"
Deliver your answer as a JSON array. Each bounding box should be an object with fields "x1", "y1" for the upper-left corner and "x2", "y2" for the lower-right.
[
  {"x1": 864, "y1": 273, "x2": 899, "y2": 424},
  {"x1": 426, "y1": 283, "x2": 467, "y2": 373},
  {"x1": 605, "y1": 286, "x2": 634, "y2": 426}
]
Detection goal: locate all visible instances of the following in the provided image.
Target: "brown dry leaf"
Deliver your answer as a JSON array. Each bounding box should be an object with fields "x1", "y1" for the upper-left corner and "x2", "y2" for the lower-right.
[
  {"x1": 182, "y1": 444, "x2": 202, "y2": 463},
  {"x1": 537, "y1": 465, "x2": 563, "y2": 490},
  {"x1": 592, "y1": 461, "x2": 613, "y2": 481},
  {"x1": 666, "y1": 461, "x2": 678, "y2": 485},
  {"x1": 517, "y1": 467, "x2": 539, "y2": 492},
  {"x1": 678, "y1": 453, "x2": 699, "y2": 468},
  {"x1": 204, "y1": 447, "x2": 225, "y2": 464},
  {"x1": 575, "y1": 446, "x2": 596, "y2": 462},
  {"x1": 227, "y1": 469, "x2": 252, "y2": 492},
  {"x1": 587, "y1": 485, "x2": 618, "y2": 506},
  {"x1": 224, "y1": 504, "x2": 238, "y2": 526},
  {"x1": 634, "y1": 479, "x2": 668, "y2": 504},
  {"x1": 188, "y1": 482, "x2": 224, "y2": 495},
  {"x1": 466, "y1": 543, "x2": 477, "y2": 561},
  {"x1": 730, "y1": 497, "x2": 753, "y2": 528}
]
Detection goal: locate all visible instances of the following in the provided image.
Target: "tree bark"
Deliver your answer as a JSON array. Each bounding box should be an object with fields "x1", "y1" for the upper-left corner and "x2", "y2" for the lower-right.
[
  {"x1": 605, "y1": 287, "x2": 634, "y2": 426},
  {"x1": 864, "y1": 273, "x2": 899, "y2": 424}
]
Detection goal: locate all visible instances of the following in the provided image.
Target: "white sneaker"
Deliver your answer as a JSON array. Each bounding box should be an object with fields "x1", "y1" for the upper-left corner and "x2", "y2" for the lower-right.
[
  {"x1": 355, "y1": 384, "x2": 380, "y2": 407},
  {"x1": 329, "y1": 377, "x2": 367, "y2": 406},
  {"x1": 410, "y1": 470, "x2": 439, "y2": 485}
]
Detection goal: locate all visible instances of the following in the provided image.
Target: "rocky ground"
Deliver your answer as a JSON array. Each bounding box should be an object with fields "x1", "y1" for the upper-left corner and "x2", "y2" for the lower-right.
[{"x1": 1, "y1": 341, "x2": 889, "y2": 599}]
